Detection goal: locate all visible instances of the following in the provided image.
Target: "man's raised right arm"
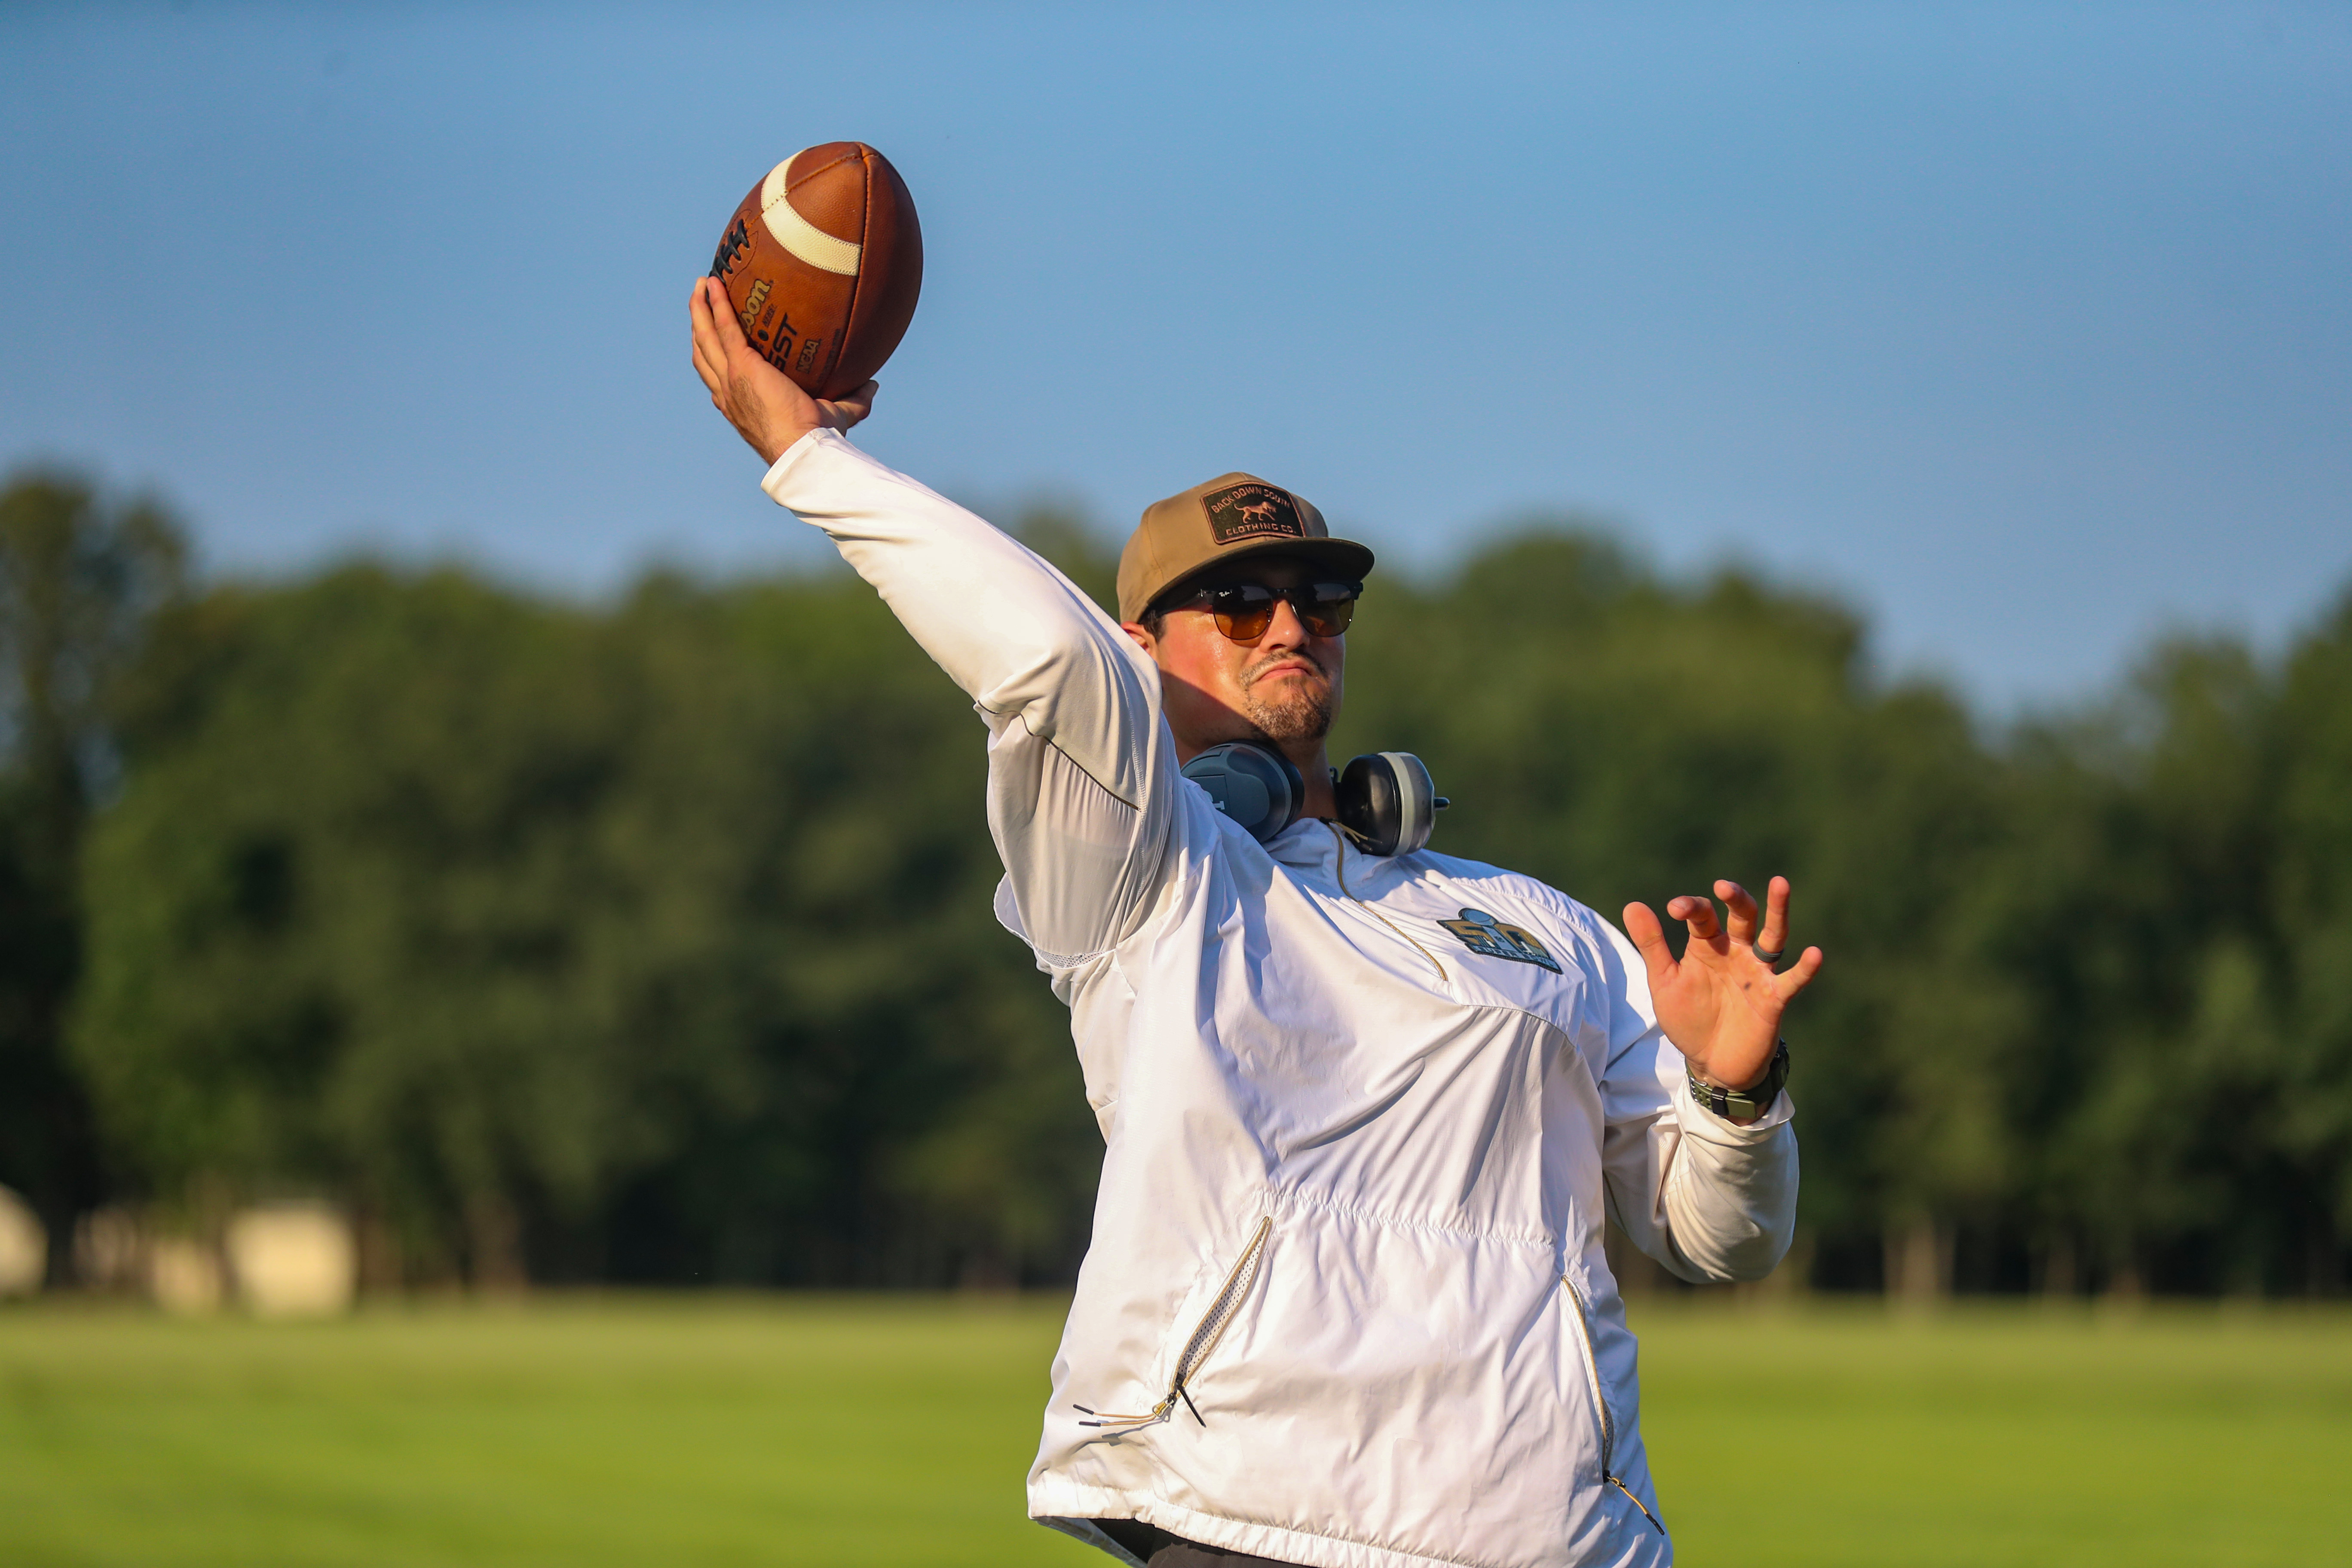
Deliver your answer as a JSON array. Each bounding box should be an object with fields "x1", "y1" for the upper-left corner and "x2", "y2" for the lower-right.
[
  {"x1": 689, "y1": 279, "x2": 1177, "y2": 961},
  {"x1": 759, "y1": 431, "x2": 1157, "y2": 805}
]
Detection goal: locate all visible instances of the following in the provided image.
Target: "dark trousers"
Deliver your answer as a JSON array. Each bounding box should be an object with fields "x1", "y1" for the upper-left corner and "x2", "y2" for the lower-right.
[
  {"x1": 1147, "y1": 1546, "x2": 1300, "y2": 1567},
  {"x1": 1096, "y1": 1519, "x2": 1305, "y2": 1568}
]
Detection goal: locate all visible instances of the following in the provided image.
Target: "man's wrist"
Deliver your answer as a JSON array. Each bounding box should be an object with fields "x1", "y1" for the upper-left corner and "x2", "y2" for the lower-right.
[
  {"x1": 1687, "y1": 1040, "x2": 1789, "y2": 1122},
  {"x1": 756, "y1": 416, "x2": 816, "y2": 466},
  {"x1": 759, "y1": 424, "x2": 829, "y2": 480},
  {"x1": 1696, "y1": 1055, "x2": 1775, "y2": 1094}
]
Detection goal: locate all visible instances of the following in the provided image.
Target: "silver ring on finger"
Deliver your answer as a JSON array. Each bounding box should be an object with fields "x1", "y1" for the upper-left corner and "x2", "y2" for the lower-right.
[{"x1": 1752, "y1": 943, "x2": 1785, "y2": 965}]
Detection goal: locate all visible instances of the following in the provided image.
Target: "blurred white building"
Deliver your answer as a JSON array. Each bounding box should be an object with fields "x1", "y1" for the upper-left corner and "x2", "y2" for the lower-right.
[
  {"x1": 227, "y1": 1203, "x2": 356, "y2": 1317},
  {"x1": 150, "y1": 1236, "x2": 225, "y2": 1314},
  {"x1": 0, "y1": 1185, "x2": 45, "y2": 1295}
]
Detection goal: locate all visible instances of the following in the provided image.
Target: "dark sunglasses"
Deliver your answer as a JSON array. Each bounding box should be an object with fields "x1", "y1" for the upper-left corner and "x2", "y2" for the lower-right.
[{"x1": 1168, "y1": 580, "x2": 1363, "y2": 642}]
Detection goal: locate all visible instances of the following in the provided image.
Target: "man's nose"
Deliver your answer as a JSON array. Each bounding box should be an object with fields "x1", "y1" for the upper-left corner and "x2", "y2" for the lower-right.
[{"x1": 1259, "y1": 595, "x2": 1311, "y2": 648}]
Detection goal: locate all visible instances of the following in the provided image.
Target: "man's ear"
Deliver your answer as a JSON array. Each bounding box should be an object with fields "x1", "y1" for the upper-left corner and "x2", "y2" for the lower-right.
[{"x1": 1120, "y1": 621, "x2": 1156, "y2": 658}]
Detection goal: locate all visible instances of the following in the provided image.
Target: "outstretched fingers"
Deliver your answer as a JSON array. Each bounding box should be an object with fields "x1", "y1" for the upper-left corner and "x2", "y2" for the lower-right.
[
  {"x1": 1757, "y1": 875, "x2": 1792, "y2": 958},
  {"x1": 1667, "y1": 893, "x2": 1723, "y2": 948},
  {"x1": 1773, "y1": 944, "x2": 1826, "y2": 999},
  {"x1": 1717, "y1": 880, "x2": 1759, "y2": 943},
  {"x1": 1620, "y1": 902, "x2": 1678, "y2": 990}
]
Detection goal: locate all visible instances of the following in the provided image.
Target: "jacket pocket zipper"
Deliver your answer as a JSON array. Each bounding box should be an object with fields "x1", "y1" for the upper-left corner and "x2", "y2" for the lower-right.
[
  {"x1": 1562, "y1": 1274, "x2": 1663, "y2": 1536},
  {"x1": 1078, "y1": 1216, "x2": 1273, "y2": 1431}
]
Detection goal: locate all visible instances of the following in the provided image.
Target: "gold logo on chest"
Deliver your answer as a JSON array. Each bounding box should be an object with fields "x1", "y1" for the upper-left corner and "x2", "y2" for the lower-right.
[{"x1": 1438, "y1": 908, "x2": 1562, "y2": 973}]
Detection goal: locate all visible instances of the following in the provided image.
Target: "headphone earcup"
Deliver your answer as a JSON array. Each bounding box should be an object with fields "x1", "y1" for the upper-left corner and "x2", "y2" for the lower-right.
[
  {"x1": 1182, "y1": 743, "x2": 1305, "y2": 844},
  {"x1": 1336, "y1": 752, "x2": 1437, "y2": 856}
]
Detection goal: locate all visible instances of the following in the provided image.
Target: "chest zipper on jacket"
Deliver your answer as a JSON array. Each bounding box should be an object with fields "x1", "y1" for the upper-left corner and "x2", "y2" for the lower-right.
[
  {"x1": 1077, "y1": 1216, "x2": 1272, "y2": 1432},
  {"x1": 1562, "y1": 1275, "x2": 1663, "y2": 1537}
]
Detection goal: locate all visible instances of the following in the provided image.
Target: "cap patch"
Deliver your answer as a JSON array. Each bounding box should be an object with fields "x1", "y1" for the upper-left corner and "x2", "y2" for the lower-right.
[{"x1": 1202, "y1": 482, "x2": 1305, "y2": 545}]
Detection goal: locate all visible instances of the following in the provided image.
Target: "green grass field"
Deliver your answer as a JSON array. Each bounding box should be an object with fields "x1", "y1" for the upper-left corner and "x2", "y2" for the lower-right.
[{"x1": 2, "y1": 1294, "x2": 2346, "y2": 1567}]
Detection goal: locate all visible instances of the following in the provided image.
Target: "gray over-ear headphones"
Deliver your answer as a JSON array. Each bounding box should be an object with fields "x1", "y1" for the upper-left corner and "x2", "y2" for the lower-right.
[{"x1": 1181, "y1": 743, "x2": 1446, "y2": 855}]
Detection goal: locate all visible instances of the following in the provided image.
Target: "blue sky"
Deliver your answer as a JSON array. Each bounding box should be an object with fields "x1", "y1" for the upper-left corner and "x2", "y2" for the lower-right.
[{"x1": 4, "y1": 2, "x2": 2346, "y2": 708}]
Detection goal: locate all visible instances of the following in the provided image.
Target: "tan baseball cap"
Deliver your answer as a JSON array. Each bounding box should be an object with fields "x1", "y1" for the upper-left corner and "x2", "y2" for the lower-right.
[{"x1": 1116, "y1": 473, "x2": 1376, "y2": 624}]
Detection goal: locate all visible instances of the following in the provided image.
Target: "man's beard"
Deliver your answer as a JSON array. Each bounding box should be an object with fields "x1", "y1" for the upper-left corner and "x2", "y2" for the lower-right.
[{"x1": 1240, "y1": 649, "x2": 1334, "y2": 744}]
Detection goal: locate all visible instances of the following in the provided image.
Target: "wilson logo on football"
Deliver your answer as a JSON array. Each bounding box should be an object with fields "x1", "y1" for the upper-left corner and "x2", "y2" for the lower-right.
[{"x1": 738, "y1": 279, "x2": 772, "y2": 337}]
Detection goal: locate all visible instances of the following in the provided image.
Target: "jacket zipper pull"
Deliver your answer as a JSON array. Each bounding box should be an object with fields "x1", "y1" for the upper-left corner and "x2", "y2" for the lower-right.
[
  {"x1": 1564, "y1": 1273, "x2": 1664, "y2": 1538},
  {"x1": 1076, "y1": 1217, "x2": 1270, "y2": 1436},
  {"x1": 1072, "y1": 1400, "x2": 1173, "y2": 1430},
  {"x1": 1605, "y1": 1473, "x2": 1663, "y2": 1534}
]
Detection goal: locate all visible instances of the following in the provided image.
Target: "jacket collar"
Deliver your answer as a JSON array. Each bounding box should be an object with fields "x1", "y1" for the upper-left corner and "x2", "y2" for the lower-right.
[{"x1": 1265, "y1": 816, "x2": 1338, "y2": 870}]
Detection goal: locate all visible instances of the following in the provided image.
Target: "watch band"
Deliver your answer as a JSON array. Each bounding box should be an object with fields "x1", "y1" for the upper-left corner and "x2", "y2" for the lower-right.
[{"x1": 1689, "y1": 1039, "x2": 1789, "y2": 1120}]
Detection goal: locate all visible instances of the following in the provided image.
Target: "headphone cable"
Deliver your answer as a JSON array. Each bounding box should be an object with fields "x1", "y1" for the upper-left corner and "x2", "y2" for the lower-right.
[{"x1": 1321, "y1": 820, "x2": 1449, "y2": 984}]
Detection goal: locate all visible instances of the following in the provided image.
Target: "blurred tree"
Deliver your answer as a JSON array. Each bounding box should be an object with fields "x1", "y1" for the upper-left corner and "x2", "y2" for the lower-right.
[
  {"x1": 74, "y1": 521, "x2": 1104, "y2": 1289},
  {"x1": 44, "y1": 481, "x2": 2352, "y2": 1297},
  {"x1": 580, "y1": 565, "x2": 1095, "y2": 1287},
  {"x1": 2095, "y1": 639, "x2": 2287, "y2": 1292},
  {"x1": 1968, "y1": 633, "x2": 2325, "y2": 1295},
  {"x1": 75, "y1": 567, "x2": 630, "y2": 1281},
  {"x1": 0, "y1": 471, "x2": 184, "y2": 1283},
  {"x1": 2272, "y1": 591, "x2": 2352, "y2": 1292}
]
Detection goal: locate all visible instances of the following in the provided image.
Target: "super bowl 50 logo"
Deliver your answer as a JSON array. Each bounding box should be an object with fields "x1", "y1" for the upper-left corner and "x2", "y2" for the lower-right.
[{"x1": 1438, "y1": 908, "x2": 1562, "y2": 973}]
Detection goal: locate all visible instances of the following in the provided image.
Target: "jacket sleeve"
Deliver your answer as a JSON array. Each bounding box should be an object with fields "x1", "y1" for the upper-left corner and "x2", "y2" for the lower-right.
[
  {"x1": 761, "y1": 429, "x2": 1180, "y2": 962},
  {"x1": 1586, "y1": 917, "x2": 1800, "y2": 1284}
]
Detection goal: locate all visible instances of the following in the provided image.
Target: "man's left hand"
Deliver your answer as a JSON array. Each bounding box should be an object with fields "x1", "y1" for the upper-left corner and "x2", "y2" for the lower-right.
[{"x1": 1622, "y1": 876, "x2": 1823, "y2": 1121}]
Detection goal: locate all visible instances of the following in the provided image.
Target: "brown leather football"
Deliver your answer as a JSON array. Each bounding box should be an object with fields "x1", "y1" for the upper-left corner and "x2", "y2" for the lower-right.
[{"x1": 708, "y1": 142, "x2": 923, "y2": 401}]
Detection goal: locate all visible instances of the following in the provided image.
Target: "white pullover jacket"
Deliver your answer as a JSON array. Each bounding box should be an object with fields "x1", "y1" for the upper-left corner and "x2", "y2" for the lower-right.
[{"x1": 763, "y1": 431, "x2": 1799, "y2": 1568}]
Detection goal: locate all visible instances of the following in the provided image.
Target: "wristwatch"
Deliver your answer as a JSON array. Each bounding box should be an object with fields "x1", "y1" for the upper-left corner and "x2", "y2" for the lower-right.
[{"x1": 1688, "y1": 1039, "x2": 1789, "y2": 1121}]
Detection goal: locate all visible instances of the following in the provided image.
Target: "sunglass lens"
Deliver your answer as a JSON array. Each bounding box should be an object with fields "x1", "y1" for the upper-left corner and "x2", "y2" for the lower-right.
[
  {"x1": 1203, "y1": 582, "x2": 1358, "y2": 640},
  {"x1": 1209, "y1": 585, "x2": 1276, "y2": 642},
  {"x1": 1299, "y1": 584, "x2": 1357, "y2": 637}
]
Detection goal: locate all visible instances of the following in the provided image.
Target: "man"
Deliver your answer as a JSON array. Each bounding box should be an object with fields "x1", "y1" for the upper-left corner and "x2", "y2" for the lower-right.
[{"x1": 690, "y1": 278, "x2": 1821, "y2": 1568}]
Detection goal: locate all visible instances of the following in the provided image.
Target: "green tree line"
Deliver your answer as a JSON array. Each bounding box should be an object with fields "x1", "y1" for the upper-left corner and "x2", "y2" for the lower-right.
[{"x1": 3, "y1": 472, "x2": 2346, "y2": 1294}]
